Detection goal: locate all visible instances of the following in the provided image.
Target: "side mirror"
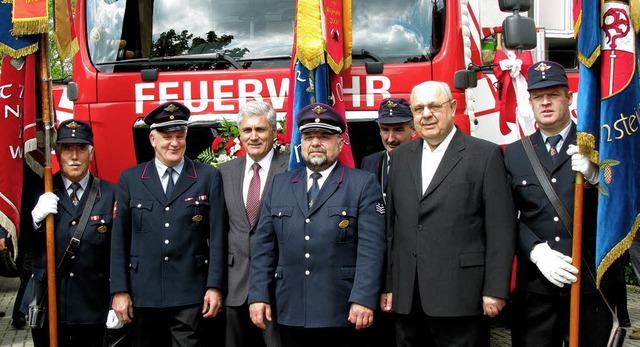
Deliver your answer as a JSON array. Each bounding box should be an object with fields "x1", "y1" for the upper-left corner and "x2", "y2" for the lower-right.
[
  {"x1": 502, "y1": 14, "x2": 537, "y2": 51},
  {"x1": 454, "y1": 69, "x2": 478, "y2": 90},
  {"x1": 365, "y1": 61, "x2": 384, "y2": 74},
  {"x1": 66, "y1": 82, "x2": 79, "y2": 102},
  {"x1": 498, "y1": 0, "x2": 531, "y2": 12}
]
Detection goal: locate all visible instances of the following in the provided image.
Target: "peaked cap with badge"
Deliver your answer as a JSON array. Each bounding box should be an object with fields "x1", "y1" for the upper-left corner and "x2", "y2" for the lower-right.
[
  {"x1": 144, "y1": 101, "x2": 191, "y2": 132},
  {"x1": 376, "y1": 97, "x2": 413, "y2": 124},
  {"x1": 527, "y1": 60, "x2": 568, "y2": 91},
  {"x1": 297, "y1": 103, "x2": 346, "y2": 134},
  {"x1": 56, "y1": 119, "x2": 94, "y2": 145}
]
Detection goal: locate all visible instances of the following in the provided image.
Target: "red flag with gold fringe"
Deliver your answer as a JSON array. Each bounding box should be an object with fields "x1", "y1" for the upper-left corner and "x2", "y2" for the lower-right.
[
  {"x1": 53, "y1": 0, "x2": 79, "y2": 60},
  {"x1": 11, "y1": 0, "x2": 48, "y2": 36}
]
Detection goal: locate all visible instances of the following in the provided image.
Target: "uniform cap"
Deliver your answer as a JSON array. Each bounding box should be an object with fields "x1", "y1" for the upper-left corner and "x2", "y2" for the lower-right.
[
  {"x1": 56, "y1": 119, "x2": 94, "y2": 145},
  {"x1": 297, "y1": 103, "x2": 346, "y2": 134},
  {"x1": 376, "y1": 98, "x2": 413, "y2": 124},
  {"x1": 144, "y1": 102, "x2": 190, "y2": 132},
  {"x1": 527, "y1": 60, "x2": 568, "y2": 91}
]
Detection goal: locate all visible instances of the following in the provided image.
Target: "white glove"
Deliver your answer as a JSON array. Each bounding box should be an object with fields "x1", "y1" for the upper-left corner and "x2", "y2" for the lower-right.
[
  {"x1": 31, "y1": 192, "x2": 59, "y2": 225},
  {"x1": 566, "y1": 144, "x2": 599, "y2": 185},
  {"x1": 530, "y1": 242, "x2": 578, "y2": 288},
  {"x1": 106, "y1": 310, "x2": 125, "y2": 329}
]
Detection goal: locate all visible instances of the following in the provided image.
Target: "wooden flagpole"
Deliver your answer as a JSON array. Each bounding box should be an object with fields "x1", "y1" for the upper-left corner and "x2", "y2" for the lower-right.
[
  {"x1": 39, "y1": 32, "x2": 59, "y2": 347},
  {"x1": 569, "y1": 172, "x2": 584, "y2": 347}
]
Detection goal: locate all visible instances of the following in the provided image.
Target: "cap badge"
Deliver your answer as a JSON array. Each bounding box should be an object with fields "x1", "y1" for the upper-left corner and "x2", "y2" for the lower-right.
[
  {"x1": 311, "y1": 105, "x2": 327, "y2": 114},
  {"x1": 66, "y1": 121, "x2": 80, "y2": 129},
  {"x1": 169, "y1": 115, "x2": 175, "y2": 120},
  {"x1": 314, "y1": 118, "x2": 321, "y2": 123},
  {"x1": 384, "y1": 100, "x2": 397, "y2": 108},
  {"x1": 535, "y1": 62, "x2": 551, "y2": 72},
  {"x1": 164, "y1": 104, "x2": 179, "y2": 112}
]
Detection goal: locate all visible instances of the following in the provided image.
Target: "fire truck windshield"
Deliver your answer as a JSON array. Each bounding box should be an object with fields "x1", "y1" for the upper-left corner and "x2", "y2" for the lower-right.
[{"x1": 86, "y1": 0, "x2": 443, "y2": 72}]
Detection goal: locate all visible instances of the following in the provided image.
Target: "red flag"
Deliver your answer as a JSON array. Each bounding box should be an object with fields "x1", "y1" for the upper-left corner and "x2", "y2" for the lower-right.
[
  {"x1": 0, "y1": 54, "x2": 38, "y2": 255},
  {"x1": 53, "y1": 0, "x2": 79, "y2": 60},
  {"x1": 11, "y1": 0, "x2": 48, "y2": 36}
]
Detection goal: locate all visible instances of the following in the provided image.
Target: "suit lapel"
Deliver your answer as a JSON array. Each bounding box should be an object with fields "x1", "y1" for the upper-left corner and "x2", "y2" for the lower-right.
[
  {"x1": 140, "y1": 161, "x2": 168, "y2": 204},
  {"x1": 309, "y1": 164, "x2": 344, "y2": 214},
  {"x1": 530, "y1": 131, "x2": 555, "y2": 173},
  {"x1": 407, "y1": 140, "x2": 424, "y2": 199},
  {"x1": 231, "y1": 156, "x2": 250, "y2": 228},
  {"x1": 169, "y1": 158, "x2": 198, "y2": 203},
  {"x1": 291, "y1": 169, "x2": 309, "y2": 215},
  {"x1": 423, "y1": 131, "x2": 464, "y2": 199},
  {"x1": 555, "y1": 123, "x2": 577, "y2": 169},
  {"x1": 56, "y1": 173, "x2": 75, "y2": 216}
]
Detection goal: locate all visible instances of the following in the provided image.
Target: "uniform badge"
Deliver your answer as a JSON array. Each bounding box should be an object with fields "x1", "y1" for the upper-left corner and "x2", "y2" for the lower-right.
[
  {"x1": 339, "y1": 220, "x2": 349, "y2": 229},
  {"x1": 376, "y1": 202, "x2": 386, "y2": 215},
  {"x1": 97, "y1": 225, "x2": 108, "y2": 233},
  {"x1": 192, "y1": 215, "x2": 203, "y2": 222}
]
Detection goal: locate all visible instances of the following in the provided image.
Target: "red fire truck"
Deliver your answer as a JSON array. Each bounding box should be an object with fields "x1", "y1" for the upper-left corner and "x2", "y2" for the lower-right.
[{"x1": 53, "y1": 0, "x2": 577, "y2": 183}]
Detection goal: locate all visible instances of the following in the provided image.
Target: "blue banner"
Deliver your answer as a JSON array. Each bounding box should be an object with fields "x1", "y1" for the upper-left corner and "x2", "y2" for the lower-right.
[{"x1": 0, "y1": 2, "x2": 38, "y2": 58}]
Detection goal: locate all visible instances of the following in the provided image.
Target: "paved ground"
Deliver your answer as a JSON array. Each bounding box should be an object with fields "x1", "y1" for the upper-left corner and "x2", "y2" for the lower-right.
[{"x1": 0, "y1": 277, "x2": 639, "y2": 346}]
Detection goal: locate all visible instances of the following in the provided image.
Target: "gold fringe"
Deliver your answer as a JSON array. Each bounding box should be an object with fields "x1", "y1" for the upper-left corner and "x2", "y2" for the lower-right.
[
  {"x1": 577, "y1": 45, "x2": 600, "y2": 69},
  {"x1": 574, "y1": 11, "x2": 582, "y2": 39},
  {"x1": 0, "y1": 208, "x2": 19, "y2": 261},
  {"x1": 342, "y1": 0, "x2": 352, "y2": 71},
  {"x1": 577, "y1": 132, "x2": 599, "y2": 165},
  {"x1": 295, "y1": 0, "x2": 325, "y2": 70},
  {"x1": 596, "y1": 214, "x2": 640, "y2": 287},
  {"x1": 53, "y1": 36, "x2": 79, "y2": 61},
  {"x1": 12, "y1": 18, "x2": 48, "y2": 36},
  {"x1": 0, "y1": 41, "x2": 38, "y2": 59}
]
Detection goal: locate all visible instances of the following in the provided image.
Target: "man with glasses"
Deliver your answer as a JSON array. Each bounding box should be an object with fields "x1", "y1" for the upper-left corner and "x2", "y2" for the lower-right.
[
  {"x1": 248, "y1": 103, "x2": 386, "y2": 347},
  {"x1": 382, "y1": 81, "x2": 516, "y2": 346}
]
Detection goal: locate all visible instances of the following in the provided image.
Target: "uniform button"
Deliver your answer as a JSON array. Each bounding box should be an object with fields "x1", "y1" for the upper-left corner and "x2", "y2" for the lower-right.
[
  {"x1": 341, "y1": 211, "x2": 347, "y2": 216},
  {"x1": 305, "y1": 218, "x2": 310, "y2": 224},
  {"x1": 165, "y1": 206, "x2": 170, "y2": 211},
  {"x1": 305, "y1": 235, "x2": 310, "y2": 241},
  {"x1": 165, "y1": 222, "x2": 170, "y2": 227},
  {"x1": 71, "y1": 221, "x2": 77, "y2": 226},
  {"x1": 551, "y1": 178, "x2": 557, "y2": 183},
  {"x1": 278, "y1": 212, "x2": 282, "y2": 217},
  {"x1": 164, "y1": 240, "x2": 169, "y2": 244},
  {"x1": 205, "y1": 260, "x2": 208, "y2": 264},
  {"x1": 305, "y1": 253, "x2": 310, "y2": 258},
  {"x1": 522, "y1": 180, "x2": 527, "y2": 185},
  {"x1": 164, "y1": 256, "x2": 169, "y2": 261},
  {"x1": 555, "y1": 236, "x2": 561, "y2": 242},
  {"x1": 71, "y1": 255, "x2": 75, "y2": 260},
  {"x1": 553, "y1": 217, "x2": 559, "y2": 222},
  {"x1": 305, "y1": 270, "x2": 310, "y2": 276},
  {"x1": 417, "y1": 225, "x2": 423, "y2": 230},
  {"x1": 101, "y1": 219, "x2": 105, "y2": 223},
  {"x1": 195, "y1": 201, "x2": 200, "y2": 205},
  {"x1": 137, "y1": 204, "x2": 142, "y2": 208},
  {"x1": 69, "y1": 273, "x2": 74, "y2": 277}
]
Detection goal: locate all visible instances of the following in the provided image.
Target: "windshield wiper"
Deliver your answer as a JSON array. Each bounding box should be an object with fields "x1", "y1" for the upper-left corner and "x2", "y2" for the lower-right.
[{"x1": 96, "y1": 53, "x2": 242, "y2": 69}]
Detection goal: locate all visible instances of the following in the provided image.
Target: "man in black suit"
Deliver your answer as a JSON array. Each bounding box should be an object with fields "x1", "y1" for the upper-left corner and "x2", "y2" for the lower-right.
[
  {"x1": 219, "y1": 101, "x2": 287, "y2": 347},
  {"x1": 504, "y1": 60, "x2": 617, "y2": 347},
  {"x1": 383, "y1": 81, "x2": 516, "y2": 347},
  {"x1": 360, "y1": 98, "x2": 415, "y2": 205},
  {"x1": 110, "y1": 102, "x2": 225, "y2": 347},
  {"x1": 28, "y1": 119, "x2": 117, "y2": 347}
]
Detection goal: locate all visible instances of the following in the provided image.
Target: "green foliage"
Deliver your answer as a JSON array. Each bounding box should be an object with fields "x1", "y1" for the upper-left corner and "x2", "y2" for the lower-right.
[{"x1": 625, "y1": 261, "x2": 638, "y2": 286}]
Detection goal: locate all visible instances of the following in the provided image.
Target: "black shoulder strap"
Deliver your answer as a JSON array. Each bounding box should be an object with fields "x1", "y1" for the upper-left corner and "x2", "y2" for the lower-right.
[
  {"x1": 521, "y1": 137, "x2": 573, "y2": 235},
  {"x1": 57, "y1": 177, "x2": 101, "y2": 270}
]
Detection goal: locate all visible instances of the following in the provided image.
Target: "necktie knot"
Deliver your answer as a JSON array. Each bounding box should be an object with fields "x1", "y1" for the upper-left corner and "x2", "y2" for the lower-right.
[
  {"x1": 252, "y1": 162, "x2": 261, "y2": 174},
  {"x1": 70, "y1": 182, "x2": 81, "y2": 206},
  {"x1": 547, "y1": 135, "x2": 562, "y2": 163},
  {"x1": 165, "y1": 167, "x2": 175, "y2": 197},
  {"x1": 308, "y1": 173, "x2": 322, "y2": 208}
]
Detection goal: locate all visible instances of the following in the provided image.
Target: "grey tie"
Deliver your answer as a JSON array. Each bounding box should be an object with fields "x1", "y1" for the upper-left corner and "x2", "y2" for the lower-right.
[
  {"x1": 70, "y1": 182, "x2": 81, "y2": 208},
  {"x1": 308, "y1": 172, "x2": 321, "y2": 208},
  {"x1": 165, "y1": 167, "x2": 175, "y2": 197}
]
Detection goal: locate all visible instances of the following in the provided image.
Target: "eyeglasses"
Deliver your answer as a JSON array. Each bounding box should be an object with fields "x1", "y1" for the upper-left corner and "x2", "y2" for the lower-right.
[{"x1": 411, "y1": 99, "x2": 453, "y2": 115}]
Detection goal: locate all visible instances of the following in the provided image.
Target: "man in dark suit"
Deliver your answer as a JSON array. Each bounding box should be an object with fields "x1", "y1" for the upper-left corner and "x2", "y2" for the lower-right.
[
  {"x1": 219, "y1": 101, "x2": 287, "y2": 347},
  {"x1": 110, "y1": 102, "x2": 225, "y2": 347},
  {"x1": 383, "y1": 81, "x2": 516, "y2": 347},
  {"x1": 504, "y1": 60, "x2": 616, "y2": 346},
  {"x1": 248, "y1": 103, "x2": 386, "y2": 347},
  {"x1": 360, "y1": 97, "x2": 415, "y2": 204},
  {"x1": 27, "y1": 119, "x2": 116, "y2": 346}
]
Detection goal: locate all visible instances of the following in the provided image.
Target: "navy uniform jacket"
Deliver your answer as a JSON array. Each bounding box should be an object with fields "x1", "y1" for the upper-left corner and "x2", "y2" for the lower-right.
[
  {"x1": 386, "y1": 131, "x2": 516, "y2": 317},
  {"x1": 249, "y1": 163, "x2": 386, "y2": 328},
  {"x1": 360, "y1": 150, "x2": 389, "y2": 194},
  {"x1": 110, "y1": 158, "x2": 225, "y2": 308},
  {"x1": 219, "y1": 151, "x2": 288, "y2": 307},
  {"x1": 504, "y1": 123, "x2": 599, "y2": 295},
  {"x1": 31, "y1": 172, "x2": 116, "y2": 324}
]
